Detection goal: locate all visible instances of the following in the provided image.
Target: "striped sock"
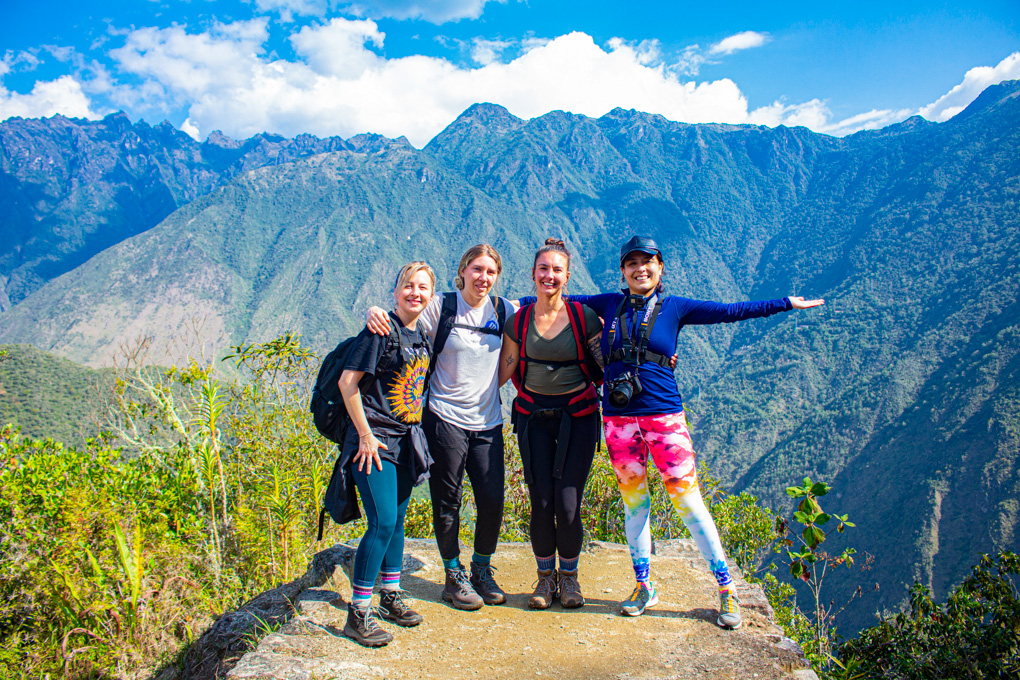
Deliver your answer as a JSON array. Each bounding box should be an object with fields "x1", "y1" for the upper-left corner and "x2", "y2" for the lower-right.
[
  {"x1": 471, "y1": 551, "x2": 492, "y2": 567},
  {"x1": 558, "y1": 555, "x2": 579, "y2": 573},
  {"x1": 351, "y1": 583, "x2": 373, "y2": 610},
  {"x1": 443, "y1": 557, "x2": 462, "y2": 571},
  {"x1": 535, "y1": 554, "x2": 556, "y2": 571},
  {"x1": 380, "y1": 570, "x2": 401, "y2": 592}
]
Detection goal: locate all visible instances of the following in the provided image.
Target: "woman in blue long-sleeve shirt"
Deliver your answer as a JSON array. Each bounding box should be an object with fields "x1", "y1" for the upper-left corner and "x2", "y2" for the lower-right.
[{"x1": 567, "y1": 235, "x2": 823, "y2": 628}]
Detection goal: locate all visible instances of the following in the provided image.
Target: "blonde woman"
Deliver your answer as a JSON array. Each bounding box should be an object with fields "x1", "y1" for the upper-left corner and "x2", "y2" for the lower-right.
[
  {"x1": 366, "y1": 245, "x2": 515, "y2": 610},
  {"x1": 339, "y1": 262, "x2": 435, "y2": 647}
]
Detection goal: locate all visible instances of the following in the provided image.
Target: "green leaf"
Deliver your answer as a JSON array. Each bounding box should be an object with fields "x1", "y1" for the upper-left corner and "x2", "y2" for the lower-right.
[
  {"x1": 810, "y1": 481, "x2": 831, "y2": 497},
  {"x1": 804, "y1": 525, "x2": 826, "y2": 548}
]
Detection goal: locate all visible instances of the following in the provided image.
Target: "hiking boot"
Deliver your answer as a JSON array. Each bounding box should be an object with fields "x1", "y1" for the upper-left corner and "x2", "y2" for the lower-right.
[
  {"x1": 529, "y1": 568, "x2": 558, "y2": 609},
  {"x1": 442, "y1": 567, "x2": 484, "y2": 611},
  {"x1": 379, "y1": 589, "x2": 424, "y2": 627},
  {"x1": 470, "y1": 562, "x2": 507, "y2": 606},
  {"x1": 620, "y1": 581, "x2": 659, "y2": 616},
  {"x1": 343, "y1": 604, "x2": 393, "y2": 647},
  {"x1": 557, "y1": 569, "x2": 584, "y2": 608},
  {"x1": 717, "y1": 588, "x2": 742, "y2": 629}
]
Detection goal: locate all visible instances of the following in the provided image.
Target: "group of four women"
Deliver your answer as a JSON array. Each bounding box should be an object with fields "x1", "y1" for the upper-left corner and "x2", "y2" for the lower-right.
[{"x1": 336, "y1": 236, "x2": 822, "y2": 647}]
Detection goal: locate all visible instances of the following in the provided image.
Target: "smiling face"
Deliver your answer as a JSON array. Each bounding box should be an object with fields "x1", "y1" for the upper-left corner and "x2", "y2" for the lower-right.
[
  {"x1": 621, "y1": 251, "x2": 663, "y2": 296},
  {"x1": 459, "y1": 254, "x2": 500, "y2": 304},
  {"x1": 394, "y1": 269, "x2": 434, "y2": 318},
  {"x1": 532, "y1": 251, "x2": 570, "y2": 296}
]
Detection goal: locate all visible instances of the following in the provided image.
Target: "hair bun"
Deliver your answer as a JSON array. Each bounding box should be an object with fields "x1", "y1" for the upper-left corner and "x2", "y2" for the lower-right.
[{"x1": 545, "y1": 238, "x2": 565, "y2": 247}]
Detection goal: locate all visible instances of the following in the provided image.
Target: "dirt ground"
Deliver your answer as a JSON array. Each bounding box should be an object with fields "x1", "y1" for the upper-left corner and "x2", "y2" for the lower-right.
[{"x1": 226, "y1": 539, "x2": 814, "y2": 680}]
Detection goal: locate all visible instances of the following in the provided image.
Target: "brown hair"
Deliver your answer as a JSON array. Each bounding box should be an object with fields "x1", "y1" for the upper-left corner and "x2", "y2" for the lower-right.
[
  {"x1": 455, "y1": 244, "x2": 503, "y2": 290},
  {"x1": 533, "y1": 238, "x2": 571, "y2": 270},
  {"x1": 393, "y1": 261, "x2": 436, "y2": 296}
]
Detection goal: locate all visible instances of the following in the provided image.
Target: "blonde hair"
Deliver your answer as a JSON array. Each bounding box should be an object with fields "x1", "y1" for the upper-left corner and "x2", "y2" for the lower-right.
[
  {"x1": 393, "y1": 261, "x2": 436, "y2": 296},
  {"x1": 455, "y1": 244, "x2": 503, "y2": 290}
]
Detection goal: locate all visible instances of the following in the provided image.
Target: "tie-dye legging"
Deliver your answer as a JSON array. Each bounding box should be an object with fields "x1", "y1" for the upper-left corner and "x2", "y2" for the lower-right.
[{"x1": 603, "y1": 412, "x2": 733, "y2": 590}]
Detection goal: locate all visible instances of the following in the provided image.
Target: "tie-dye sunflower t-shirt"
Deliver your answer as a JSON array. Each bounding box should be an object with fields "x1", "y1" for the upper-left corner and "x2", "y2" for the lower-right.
[{"x1": 344, "y1": 313, "x2": 431, "y2": 464}]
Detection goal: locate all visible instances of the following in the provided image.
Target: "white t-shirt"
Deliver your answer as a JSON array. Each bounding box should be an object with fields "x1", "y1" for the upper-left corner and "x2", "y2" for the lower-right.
[{"x1": 417, "y1": 291, "x2": 511, "y2": 431}]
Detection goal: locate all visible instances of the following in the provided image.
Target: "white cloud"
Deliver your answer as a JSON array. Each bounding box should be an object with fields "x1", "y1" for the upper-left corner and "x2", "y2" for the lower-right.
[
  {"x1": 918, "y1": 51, "x2": 1020, "y2": 122},
  {"x1": 471, "y1": 38, "x2": 512, "y2": 66},
  {"x1": 255, "y1": 0, "x2": 329, "y2": 21},
  {"x1": 342, "y1": 0, "x2": 500, "y2": 24},
  {"x1": 104, "y1": 22, "x2": 764, "y2": 145},
  {"x1": 291, "y1": 18, "x2": 384, "y2": 77},
  {"x1": 710, "y1": 31, "x2": 769, "y2": 56},
  {"x1": 17, "y1": 16, "x2": 1016, "y2": 144},
  {"x1": 0, "y1": 74, "x2": 102, "y2": 120}
]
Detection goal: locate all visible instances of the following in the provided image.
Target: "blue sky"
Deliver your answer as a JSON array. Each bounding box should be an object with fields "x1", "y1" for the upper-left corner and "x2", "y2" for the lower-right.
[{"x1": 1, "y1": 0, "x2": 1017, "y2": 146}]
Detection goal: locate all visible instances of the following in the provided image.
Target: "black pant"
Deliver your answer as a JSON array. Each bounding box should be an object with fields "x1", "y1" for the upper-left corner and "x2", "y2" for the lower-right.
[
  {"x1": 424, "y1": 410, "x2": 505, "y2": 561},
  {"x1": 519, "y1": 395, "x2": 599, "y2": 561}
]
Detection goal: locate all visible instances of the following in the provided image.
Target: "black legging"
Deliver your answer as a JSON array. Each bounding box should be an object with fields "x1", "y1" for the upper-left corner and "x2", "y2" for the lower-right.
[
  {"x1": 519, "y1": 392, "x2": 599, "y2": 560},
  {"x1": 424, "y1": 410, "x2": 505, "y2": 561}
]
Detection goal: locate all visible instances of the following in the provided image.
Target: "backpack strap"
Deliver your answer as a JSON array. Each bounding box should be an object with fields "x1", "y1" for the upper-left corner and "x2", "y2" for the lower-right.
[
  {"x1": 511, "y1": 304, "x2": 533, "y2": 390},
  {"x1": 563, "y1": 301, "x2": 592, "y2": 383},
  {"x1": 431, "y1": 292, "x2": 459, "y2": 360}
]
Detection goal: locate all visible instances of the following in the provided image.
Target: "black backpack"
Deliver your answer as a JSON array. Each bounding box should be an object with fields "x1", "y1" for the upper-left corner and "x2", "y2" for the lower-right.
[{"x1": 309, "y1": 336, "x2": 360, "y2": 444}]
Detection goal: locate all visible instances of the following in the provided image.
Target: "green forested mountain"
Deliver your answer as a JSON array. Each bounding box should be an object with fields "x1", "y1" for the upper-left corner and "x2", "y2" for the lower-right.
[
  {"x1": 0, "y1": 344, "x2": 113, "y2": 443},
  {"x1": 0, "y1": 82, "x2": 1017, "y2": 632}
]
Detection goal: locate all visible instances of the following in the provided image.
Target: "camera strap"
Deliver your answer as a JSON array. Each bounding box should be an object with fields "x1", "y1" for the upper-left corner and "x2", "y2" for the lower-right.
[{"x1": 608, "y1": 293, "x2": 670, "y2": 367}]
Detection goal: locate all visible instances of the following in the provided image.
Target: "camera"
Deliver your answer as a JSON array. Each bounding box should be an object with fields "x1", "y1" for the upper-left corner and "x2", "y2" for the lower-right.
[{"x1": 607, "y1": 371, "x2": 642, "y2": 408}]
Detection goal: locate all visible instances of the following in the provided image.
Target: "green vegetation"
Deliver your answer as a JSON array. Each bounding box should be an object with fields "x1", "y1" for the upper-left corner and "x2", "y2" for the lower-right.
[
  {"x1": 836, "y1": 551, "x2": 1020, "y2": 679},
  {"x1": 0, "y1": 344, "x2": 115, "y2": 444}
]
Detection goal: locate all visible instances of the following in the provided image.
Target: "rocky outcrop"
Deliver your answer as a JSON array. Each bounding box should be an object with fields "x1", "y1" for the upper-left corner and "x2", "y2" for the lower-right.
[{"x1": 160, "y1": 539, "x2": 815, "y2": 680}]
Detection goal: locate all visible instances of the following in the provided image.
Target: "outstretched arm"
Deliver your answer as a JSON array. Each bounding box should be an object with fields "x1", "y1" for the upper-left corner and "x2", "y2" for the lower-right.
[
  {"x1": 789, "y1": 296, "x2": 825, "y2": 309},
  {"x1": 498, "y1": 333, "x2": 521, "y2": 387}
]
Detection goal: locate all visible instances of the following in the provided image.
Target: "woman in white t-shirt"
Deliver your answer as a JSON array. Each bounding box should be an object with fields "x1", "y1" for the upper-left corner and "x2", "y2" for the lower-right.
[{"x1": 367, "y1": 244, "x2": 514, "y2": 611}]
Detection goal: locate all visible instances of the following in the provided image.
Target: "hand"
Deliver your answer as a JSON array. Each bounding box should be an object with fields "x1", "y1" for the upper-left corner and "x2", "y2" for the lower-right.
[
  {"x1": 354, "y1": 432, "x2": 386, "y2": 474},
  {"x1": 366, "y1": 306, "x2": 391, "y2": 335},
  {"x1": 669, "y1": 353, "x2": 678, "y2": 369},
  {"x1": 790, "y1": 296, "x2": 825, "y2": 310}
]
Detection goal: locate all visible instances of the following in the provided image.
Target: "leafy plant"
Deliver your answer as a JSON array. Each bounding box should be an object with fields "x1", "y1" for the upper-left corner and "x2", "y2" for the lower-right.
[
  {"x1": 837, "y1": 550, "x2": 1020, "y2": 679},
  {"x1": 779, "y1": 477, "x2": 862, "y2": 667}
]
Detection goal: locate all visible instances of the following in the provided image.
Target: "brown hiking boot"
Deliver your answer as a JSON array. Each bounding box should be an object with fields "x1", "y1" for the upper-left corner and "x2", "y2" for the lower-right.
[
  {"x1": 442, "y1": 566, "x2": 484, "y2": 611},
  {"x1": 529, "y1": 568, "x2": 558, "y2": 609},
  {"x1": 470, "y1": 562, "x2": 507, "y2": 605},
  {"x1": 558, "y1": 569, "x2": 585, "y2": 608}
]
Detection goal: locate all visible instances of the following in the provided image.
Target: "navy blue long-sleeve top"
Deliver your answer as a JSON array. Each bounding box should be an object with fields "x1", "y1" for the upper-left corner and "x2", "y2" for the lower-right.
[{"x1": 520, "y1": 292, "x2": 792, "y2": 416}]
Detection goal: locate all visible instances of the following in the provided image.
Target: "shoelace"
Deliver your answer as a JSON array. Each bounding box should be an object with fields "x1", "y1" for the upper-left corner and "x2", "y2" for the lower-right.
[
  {"x1": 385, "y1": 591, "x2": 411, "y2": 614},
  {"x1": 533, "y1": 573, "x2": 557, "y2": 597},
  {"x1": 626, "y1": 584, "x2": 646, "y2": 603},
  {"x1": 360, "y1": 607, "x2": 383, "y2": 631},
  {"x1": 475, "y1": 565, "x2": 499, "y2": 589},
  {"x1": 720, "y1": 590, "x2": 739, "y2": 613},
  {"x1": 451, "y1": 568, "x2": 474, "y2": 592},
  {"x1": 560, "y1": 573, "x2": 580, "y2": 596}
]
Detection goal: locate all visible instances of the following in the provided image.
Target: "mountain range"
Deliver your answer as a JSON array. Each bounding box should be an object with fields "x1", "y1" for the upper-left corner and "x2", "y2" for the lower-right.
[{"x1": 1, "y1": 81, "x2": 1018, "y2": 633}]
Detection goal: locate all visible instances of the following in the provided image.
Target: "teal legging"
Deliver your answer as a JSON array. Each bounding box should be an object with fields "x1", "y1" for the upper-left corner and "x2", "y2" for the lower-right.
[{"x1": 351, "y1": 460, "x2": 413, "y2": 593}]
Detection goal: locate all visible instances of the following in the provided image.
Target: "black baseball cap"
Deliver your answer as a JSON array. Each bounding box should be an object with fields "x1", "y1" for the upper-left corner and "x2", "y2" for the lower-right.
[{"x1": 619, "y1": 235, "x2": 662, "y2": 265}]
